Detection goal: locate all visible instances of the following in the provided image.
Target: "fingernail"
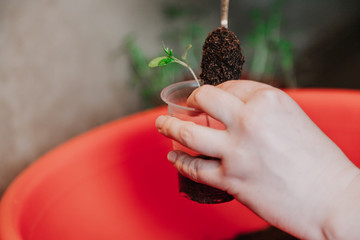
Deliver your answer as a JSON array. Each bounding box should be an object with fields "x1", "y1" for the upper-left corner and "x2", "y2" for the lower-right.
[
  {"x1": 167, "y1": 151, "x2": 177, "y2": 163},
  {"x1": 155, "y1": 115, "x2": 167, "y2": 129}
]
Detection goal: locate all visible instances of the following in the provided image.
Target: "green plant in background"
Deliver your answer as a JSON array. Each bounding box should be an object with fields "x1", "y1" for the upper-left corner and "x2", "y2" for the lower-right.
[
  {"x1": 124, "y1": 3, "x2": 209, "y2": 109},
  {"x1": 124, "y1": 0, "x2": 297, "y2": 109},
  {"x1": 246, "y1": 0, "x2": 296, "y2": 87}
]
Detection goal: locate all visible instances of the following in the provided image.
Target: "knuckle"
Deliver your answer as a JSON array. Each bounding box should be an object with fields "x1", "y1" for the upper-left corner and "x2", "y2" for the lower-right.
[
  {"x1": 173, "y1": 153, "x2": 186, "y2": 173},
  {"x1": 256, "y1": 87, "x2": 283, "y2": 103},
  {"x1": 174, "y1": 153, "x2": 201, "y2": 182},
  {"x1": 176, "y1": 154, "x2": 197, "y2": 180},
  {"x1": 160, "y1": 117, "x2": 173, "y2": 135},
  {"x1": 178, "y1": 124, "x2": 194, "y2": 145},
  {"x1": 187, "y1": 159, "x2": 200, "y2": 181}
]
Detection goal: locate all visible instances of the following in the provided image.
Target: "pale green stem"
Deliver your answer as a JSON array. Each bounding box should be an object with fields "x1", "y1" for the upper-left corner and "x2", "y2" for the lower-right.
[{"x1": 174, "y1": 58, "x2": 201, "y2": 87}]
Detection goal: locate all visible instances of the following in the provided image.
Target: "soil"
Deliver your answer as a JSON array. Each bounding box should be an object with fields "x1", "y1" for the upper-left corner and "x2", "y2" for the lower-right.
[
  {"x1": 200, "y1": 27, "x2": 245, "y2": 85},
  {"x1": 234, "y1": 227, "x2": 299, "y2": 240}
]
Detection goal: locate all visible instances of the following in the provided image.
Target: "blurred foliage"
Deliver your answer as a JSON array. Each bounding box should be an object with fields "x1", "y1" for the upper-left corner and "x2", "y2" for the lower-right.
[
  {"x1": 245, "y1": 0, "x2": 296, "y2": 87},
  {"x1": 124, "y1": 2, "x2": 209, "y2": 108},
  {"x1": 124, "y1": 0, "x2": 296, "y2": 108},
  {"x1": 124, "y1": 35, "x2": 181, "y2": 108}
]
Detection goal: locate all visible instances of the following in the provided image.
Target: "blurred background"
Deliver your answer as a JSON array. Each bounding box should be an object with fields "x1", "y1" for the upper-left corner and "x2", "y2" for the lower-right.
[{"x1": 0, "y1": 0, "x2": 359, "y2": 196}]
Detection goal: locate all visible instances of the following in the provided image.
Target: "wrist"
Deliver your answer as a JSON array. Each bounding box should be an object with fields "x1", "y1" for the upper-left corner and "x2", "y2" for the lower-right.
[{"x1": 321, "y1": 169, "x2": 360, "y2": 239}]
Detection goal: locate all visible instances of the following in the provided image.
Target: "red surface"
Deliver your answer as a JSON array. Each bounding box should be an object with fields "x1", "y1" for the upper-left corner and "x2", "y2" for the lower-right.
[{"x1": 0, "y1": 88, "x2": 359, "y2": 240}]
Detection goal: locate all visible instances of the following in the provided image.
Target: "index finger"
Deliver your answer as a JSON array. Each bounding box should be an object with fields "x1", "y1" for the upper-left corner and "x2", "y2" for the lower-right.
[
  {"x1": 186, "y1": 85, "x2": 244, "y2": 127},
  {"x1": 156, "y1": 115, "x2": 229, "y2": 158}
]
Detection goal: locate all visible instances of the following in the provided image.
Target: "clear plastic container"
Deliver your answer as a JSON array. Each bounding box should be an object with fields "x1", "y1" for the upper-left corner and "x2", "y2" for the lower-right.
[{"x1": 161, "y1": 80, "x2": 234, "y2": 204}]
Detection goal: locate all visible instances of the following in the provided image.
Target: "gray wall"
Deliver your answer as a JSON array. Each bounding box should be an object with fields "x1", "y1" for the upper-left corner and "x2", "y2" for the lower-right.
[{"x1": 0, "y1": 0, "x2": 165, "y2": 195}]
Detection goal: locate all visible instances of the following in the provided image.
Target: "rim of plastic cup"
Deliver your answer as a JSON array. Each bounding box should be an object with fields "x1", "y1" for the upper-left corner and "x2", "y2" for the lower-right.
[{"x1": 160, "y1": 80, "x2": 199, "y2": 112}]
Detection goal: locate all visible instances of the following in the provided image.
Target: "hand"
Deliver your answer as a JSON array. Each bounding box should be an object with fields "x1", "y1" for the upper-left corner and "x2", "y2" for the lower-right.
[{"x1": 155, "y1": 80, "x2": 360, "y2": 239}]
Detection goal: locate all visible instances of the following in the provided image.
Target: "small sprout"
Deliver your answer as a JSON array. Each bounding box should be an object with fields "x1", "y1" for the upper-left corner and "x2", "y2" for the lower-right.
[
  {"x1": 181, "y1": 44, "x2": 192, "y2": 62},
  {"x1": 148, "y1": 43, "x2": 200, "y2": 87},
  {"x1": 162, "y1": 42, "x2": 173, "y2": 57}
]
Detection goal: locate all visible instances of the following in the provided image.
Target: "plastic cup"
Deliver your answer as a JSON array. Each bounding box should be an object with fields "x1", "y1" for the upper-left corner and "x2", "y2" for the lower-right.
[{"x1": 161, "y1": 80, "x2": 234, "y2": 204}]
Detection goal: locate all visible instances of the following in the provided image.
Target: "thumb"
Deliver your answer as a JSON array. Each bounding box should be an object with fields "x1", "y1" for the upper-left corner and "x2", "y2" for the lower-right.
[{"x1": 167, "y1": 150, "x2": 224, "y2": 190}]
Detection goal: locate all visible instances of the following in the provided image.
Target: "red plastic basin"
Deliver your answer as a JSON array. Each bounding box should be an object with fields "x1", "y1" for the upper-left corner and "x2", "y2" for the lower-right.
[{"x1": 0, "y1": 88, "x2": 359, "y2": 240}]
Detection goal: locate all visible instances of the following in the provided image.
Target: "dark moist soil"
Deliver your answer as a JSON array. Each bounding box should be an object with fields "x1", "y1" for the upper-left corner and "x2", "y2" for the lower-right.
[
  {"x1": 178, "y1": 174, "x2": 234, "y2": 204},
  {"x1": 200, "y1": 27, "x2": 245, "y2": 85},
  {"x1": 234, "y1": 226, "x2": 299, "y2": 240}
]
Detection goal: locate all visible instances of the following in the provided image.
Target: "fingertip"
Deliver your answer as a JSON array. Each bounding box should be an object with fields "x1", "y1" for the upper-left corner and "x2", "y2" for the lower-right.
[
  {"x1": 186, "y1": 84, "x2": 215, "y2": 108},
  {"x1": 167, "y1": 151, "x2": 177, "y2": 163},
  {"x1": 187, "y1": 84, "x2": 244, "y2": 127},
  {"x1": 155, "y1": 115, "x2": 168, "y2": 129}
]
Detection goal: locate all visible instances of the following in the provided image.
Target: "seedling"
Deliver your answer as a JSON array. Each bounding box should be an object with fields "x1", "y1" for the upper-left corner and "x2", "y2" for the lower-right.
[{"x1": 148, "y1": 43, "x2": 201, "y2": 87}]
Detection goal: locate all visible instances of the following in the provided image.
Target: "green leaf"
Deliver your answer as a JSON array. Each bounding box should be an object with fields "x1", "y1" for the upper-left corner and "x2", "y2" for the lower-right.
[
  {"x1": 148, "y1": 56, "x2": 168, "y2": 68},
  {"x1": 159, "y1": 57, "x2": 175, "y2": 66},
  {"x1": 162, "y1": 42, "x2": 173, "y2": 57},
  {"x1": 148, "y1": 56, "x2": 174, "y2": 68},
  {"x1": 162, "y1": 42, "x2": 170, "y2": 55}
]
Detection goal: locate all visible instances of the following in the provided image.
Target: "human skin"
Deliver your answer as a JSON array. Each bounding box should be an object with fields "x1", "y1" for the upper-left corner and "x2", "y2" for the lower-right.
[{"x1": 155, "y1": 80, "x2": 360, "y2": 239}]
